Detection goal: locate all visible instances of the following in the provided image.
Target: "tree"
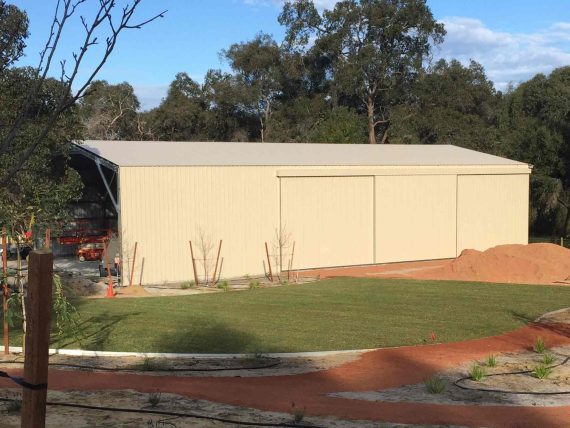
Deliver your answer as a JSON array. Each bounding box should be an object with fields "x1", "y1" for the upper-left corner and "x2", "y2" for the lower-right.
[
  {"x1": 499, "y1": 67, "x2": 570, "y2": 236},
  {"x1": 310, "y1": 106, "x2": 367, "y2": 143},
  {"x1": 0, "y1": 0, "x2": 165, "y2": 190},
  {"x1": 80, "y1": 80, "x2": 141, "y2": 140},
  {"x1": 223, "y1": 33, "x2": 283, "y2": 142},
  {"x1": 0, "y1": 67, "x2": 83, "y2": 235},
  {"x1": 202, "y1": 69, "x2": 255, "y2": 141},
  {"x1": 279, "y1": 0, "x2": 445, "y2": 144},
  {"x1": 390, "y1": 59, "x2": 501, "y2": 151},
  {"x1": 0, "y1": 1, "x2": 28, "y2": 73},
  {"x1": 146, "y1": 72, "x2": 207, "y2": 141}
]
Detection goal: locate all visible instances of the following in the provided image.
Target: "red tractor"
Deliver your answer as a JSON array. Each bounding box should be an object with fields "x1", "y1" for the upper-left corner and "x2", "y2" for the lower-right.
[{"x1": 75, "y1": 243, "x2": 105, "y2": 262}]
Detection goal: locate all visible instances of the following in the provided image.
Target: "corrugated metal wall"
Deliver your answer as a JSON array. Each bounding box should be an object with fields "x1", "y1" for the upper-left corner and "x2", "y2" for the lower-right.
[
  {"x1": 280, "y1": 176, "x2": 374, "y2": 269},
  {"x1": 375, "y1": 175, "x2": 457, "y2": 263},
  {"x1": 119, "y1": 166, "x2": 279, "y2": 285},
  {"x1": 456, "y1": 174, "x2": 529, "y2": 252},
  {"x1": 119, "y1": 165, "x2": 530, "y2": 284}
]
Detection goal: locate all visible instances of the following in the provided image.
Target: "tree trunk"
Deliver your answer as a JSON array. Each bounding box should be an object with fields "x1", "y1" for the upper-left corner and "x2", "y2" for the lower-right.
[
  {"x1": 367, "y1": 99, "x2": 376, "y2": 144},
  {"x1": 563, "y1": 205, "x2": 570, "y2": 238}
]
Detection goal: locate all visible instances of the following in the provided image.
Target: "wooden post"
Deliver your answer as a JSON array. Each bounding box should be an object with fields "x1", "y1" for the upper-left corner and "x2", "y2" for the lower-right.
[
  {"x1": 21, "y1": 251, "x2": 53, "y2": 428},
  {"x1": 129, "y1": 242, "x2": 138, "y2": 287},
  {"x1": 217, "y1": 257, "x2": 223, "y2": 283},
  {"x1": 189, "y1": 241, "x2": 199, "y2": 286},
  {"x1": 44, "y1": 229, "x2": 51, "y2": 249},
  {"x1": 2, "y1": 228, "x2": 8, "y2": 355},
  {"x1": 265, "y1": 242, "x2": 273, "y2": 282},
  {"x1": 103, "y1": 240, "x2": 114, "y2": 298},
  {"x1": 289, "y1": 241, "x2": 295, "y2": 277},
  {"x1": 139, "y1": 257, "x2": 145, "y2": 286},
  {"x1": 212, "y1": 240, "x2": 222, "y2": 285}
]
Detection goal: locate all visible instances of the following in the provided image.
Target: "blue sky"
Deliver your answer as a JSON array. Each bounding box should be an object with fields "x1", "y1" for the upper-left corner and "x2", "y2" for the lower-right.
[{"x1": 10, "y1": 0, "x2": 570, "y2": 110}]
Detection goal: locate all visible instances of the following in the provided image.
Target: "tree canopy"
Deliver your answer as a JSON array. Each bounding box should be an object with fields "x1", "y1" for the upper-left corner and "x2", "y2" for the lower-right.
[{"x1": 279, "y1": 0, "x2": 445, "y2": 144}]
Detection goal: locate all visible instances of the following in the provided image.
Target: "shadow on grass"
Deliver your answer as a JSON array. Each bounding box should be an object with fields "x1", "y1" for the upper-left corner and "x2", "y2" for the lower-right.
[
  {"x1": 509, "y1": 310, "x2": 536, "y2": 324},
  {"x1": 152, "y1": 321, "x2": 275, "y2": 354},
  {"x1": 51, "y1": 311, "x2": 142, "y2": 350}
]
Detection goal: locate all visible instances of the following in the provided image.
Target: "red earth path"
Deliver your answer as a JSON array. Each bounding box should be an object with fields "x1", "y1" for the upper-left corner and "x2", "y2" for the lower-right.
[{"x1": 2, "y1": 322, "x2": 570, "y2": 427}]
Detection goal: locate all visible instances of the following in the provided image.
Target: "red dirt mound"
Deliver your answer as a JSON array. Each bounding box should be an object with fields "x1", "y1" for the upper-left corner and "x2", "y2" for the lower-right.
[{"x1": 417, "y1": 243, "x2": 570, "y2": 285}]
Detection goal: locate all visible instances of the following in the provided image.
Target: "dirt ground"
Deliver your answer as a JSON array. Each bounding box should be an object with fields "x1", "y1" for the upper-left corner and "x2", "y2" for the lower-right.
[
  {"x1": 1, "y1": 309, "x2": 570, "y2": 427},
  {"x1": 58, "y1": 243, "x2": 570, "y2": 298},
  {"x1": 0, "y1": 352, "x2": 361, "y2": 378},
  {"x1": 332, "y1": 344, "x2": 570, "y2": 407},
  {"x1": 0, "y1": 352, "x2": 445, "y2": 427},
  {"x1": 0, "y1": 389, "x2": 456, "y2": 428},
  {"x1": 301, "y1": 243, "x2": 570, "y2": 286}
]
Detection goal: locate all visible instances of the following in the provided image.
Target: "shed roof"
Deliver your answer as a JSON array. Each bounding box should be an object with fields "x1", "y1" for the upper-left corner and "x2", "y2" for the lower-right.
[{"x1": 76, "y1": 140, "x2": 528, "y2": 168}]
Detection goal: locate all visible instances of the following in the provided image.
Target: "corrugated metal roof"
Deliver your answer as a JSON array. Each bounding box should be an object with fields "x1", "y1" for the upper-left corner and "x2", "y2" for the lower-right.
[{"x1": 76, "y1": 140, "x2": 528, "y2": 167}]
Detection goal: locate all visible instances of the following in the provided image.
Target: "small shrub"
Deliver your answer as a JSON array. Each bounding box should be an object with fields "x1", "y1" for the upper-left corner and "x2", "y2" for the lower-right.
[
  {"x1": 141, "y1": 358, "x2": 169, "y2": 372},
  {"x1": 533, "y1": 364, "x2": 552, "y2": 379},
  {"x1": 542, "y1": 353, "x2": 555, "y2": 366},
  {"x1": 249, "y1": 280, "x2": 260, "y2": 290},
  {"x1": 217, "y1": 281, "x2": 229, "y2": 291},
  {"x1": 254, "y1": 350, "x2": 267, "y2": 360},
  {"x1": 485, "y1": 355, "x2": 497, "y2": 368},
  {"x1": 534, "y1": 337, "x2": 546, "y2": 354},
  {"x1": 469, "y1": 364, "x2": 486, "y2": 382},
  {"x1": 290, "y1": 402, "x2": 305, "y2": 424},
  {"x1": 424, "y1": 376, "x2": 446, "y2": 394},
  {"x1": 6, "y1": 396, "x2": 22, "y2": 413},
  {"x1": 147, "y1": 392, "x2": 162, "y2": 408},
  {"x1": 180, "y1": 281, "x2": 193, "y2": 290}
]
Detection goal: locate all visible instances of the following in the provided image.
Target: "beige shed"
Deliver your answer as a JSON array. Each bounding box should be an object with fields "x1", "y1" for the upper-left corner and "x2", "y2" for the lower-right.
[{"x1": 74, "y1": 141, "x2": 531, "y2": 285}]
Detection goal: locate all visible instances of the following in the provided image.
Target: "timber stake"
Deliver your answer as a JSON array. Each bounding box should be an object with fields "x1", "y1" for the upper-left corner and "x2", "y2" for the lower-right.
[
  {"x1": 21, "y1": 251, "x2": 53, "y2": 428},
  {"x1": 2, "y1": 228, "x2": 8, "y2": 355}
]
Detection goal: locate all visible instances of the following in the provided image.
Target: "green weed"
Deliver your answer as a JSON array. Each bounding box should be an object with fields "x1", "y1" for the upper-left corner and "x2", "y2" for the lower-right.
[
  {"x1": 147, "y1": 392, "x2": 162, "y2": 408},
  {"x1": 533, "y1": 364, "x2": 552, "y2": 379},
  {"x1": 485, "y1": 355, "x2": 497, "y2": 368},
  {"x1": 534, "y1": 337, "x2": 546, "y2": 354},
  {"x1": 424, "y1": 376, "x2": 446, "y2": 394},
  {"x1": 249, "y1": 280, "x2": 260, "y2": 290},
  {"x1": 469, "y1": 364, "x2": 486, "y2": 382},
  {"x1": 140, "y1": 358, "x2": 169, "y2": 371}
]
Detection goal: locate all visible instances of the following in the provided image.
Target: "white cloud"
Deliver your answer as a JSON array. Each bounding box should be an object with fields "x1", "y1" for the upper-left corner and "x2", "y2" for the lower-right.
[{"x1": 436, "y1": 18, "x2": 570, "y2": 90}]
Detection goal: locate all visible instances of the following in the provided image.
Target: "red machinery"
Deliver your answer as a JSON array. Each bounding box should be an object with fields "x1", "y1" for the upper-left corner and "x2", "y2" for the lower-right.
[{"x1": 57, "y1": 228, "x2": 112, "y2": 245}]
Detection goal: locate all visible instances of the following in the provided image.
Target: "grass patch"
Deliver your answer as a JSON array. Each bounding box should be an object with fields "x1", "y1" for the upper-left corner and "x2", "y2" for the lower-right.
[
  {"x1": 533, "y1": 364, "x2": 552, "y2": 379},
  {"x1": 9, "y1": 278, "x2": 570, "y2": 353},
  {"x1": 140, "y1": 358, "x2": 170, "y2": 371},
  {"x1": 485, "y1": 355, "x2": 497, "y2": 368},
  {"x1": 534, "y1": 337, "x2": 546, "y2": 354},
  {"x1": 147, "y1": 392, "x2": 162, "y2": 408},
  {"x1": 542, "y1": 353, "x2": 556, "y2": 366},
  {"x1": 425, "y1": 376, "x2": 446, "y2": 394},
  {"x1": 469, "y1": 364, "x2": 486, "y2": 382},
  {"x1": 5, "y1": 396, "x2": 22, "y2": 414}
]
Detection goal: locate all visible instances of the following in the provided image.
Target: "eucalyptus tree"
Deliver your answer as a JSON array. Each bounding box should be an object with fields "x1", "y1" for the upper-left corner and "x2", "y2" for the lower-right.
[
  {"x1": 500, "y1": 67, "x2": 570, "y2": 235},
  {"x1": 279, "y1": 0, "x2": 445, "y2": 144},
  {"x1": 390, "y1": 59, "x2": 501, "y2": 151},
  {"x1": 146, "y1": 72, "x2": 208, "y2": 141},
  {"x1": 80, "y1": 80, "x2": 141, "y2": 140},
  {"x1": 223, "y1": 33, "x2": 283, "y2": 142}
]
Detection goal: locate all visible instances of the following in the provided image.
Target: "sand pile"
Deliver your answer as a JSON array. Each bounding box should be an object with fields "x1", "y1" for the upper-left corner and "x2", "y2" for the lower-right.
[{"x1": 418, "y1": 243, "x2": 570, "y2": 285}]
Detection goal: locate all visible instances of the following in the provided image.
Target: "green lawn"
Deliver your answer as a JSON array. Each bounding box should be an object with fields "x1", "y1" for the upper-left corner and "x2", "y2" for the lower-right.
[{"x1": 12, "y1": 278, "x2": 570, "y2": 353}]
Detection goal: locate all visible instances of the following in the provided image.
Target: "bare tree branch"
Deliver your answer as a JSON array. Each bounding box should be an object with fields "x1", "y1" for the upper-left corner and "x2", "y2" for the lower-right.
[{"x1": 0, "y1": 0, "x2": 166, "y2": 187}]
